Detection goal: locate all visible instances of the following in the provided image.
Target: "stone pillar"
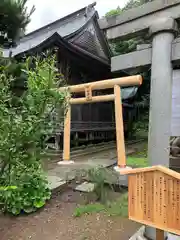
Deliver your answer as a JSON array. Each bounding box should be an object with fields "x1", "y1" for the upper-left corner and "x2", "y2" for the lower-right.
[{"x1": 146, "y1": 18, "x2": 178, "y2": 240}]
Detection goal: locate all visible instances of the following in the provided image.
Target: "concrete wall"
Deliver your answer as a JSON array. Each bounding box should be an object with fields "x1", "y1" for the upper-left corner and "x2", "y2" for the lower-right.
[{"x1": 171, "y1": 70, "x2": 180, "y2": 136}]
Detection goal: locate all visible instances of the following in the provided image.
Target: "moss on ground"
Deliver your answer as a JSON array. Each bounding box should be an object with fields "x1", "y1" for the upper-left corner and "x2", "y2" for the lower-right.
[
  {"x1": 127, "y1": 142, "x2": 148, "y2": 168},
  {"x1": 74, "y1": 193, "x2": 128, "y2": 218}
]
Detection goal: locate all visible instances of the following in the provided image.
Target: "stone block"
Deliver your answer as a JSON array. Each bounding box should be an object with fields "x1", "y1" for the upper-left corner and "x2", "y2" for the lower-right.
[
  {"x1": 48, "y1": 175, "x2": 66, "y2": 191},
  {"x1": 75, "y1": 182, "x2": 96, "y2": 193}
]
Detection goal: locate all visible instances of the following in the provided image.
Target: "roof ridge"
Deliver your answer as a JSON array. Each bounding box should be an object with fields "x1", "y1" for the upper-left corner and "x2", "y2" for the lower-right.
[{"x1": 21, "y1": 2, "x2": 96, "y2": 42}]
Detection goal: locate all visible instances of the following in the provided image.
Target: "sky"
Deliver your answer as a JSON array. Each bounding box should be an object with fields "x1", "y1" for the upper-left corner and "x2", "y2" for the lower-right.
[{"x1": 26, "y1": 0, "x2": 128, "y2": 33}]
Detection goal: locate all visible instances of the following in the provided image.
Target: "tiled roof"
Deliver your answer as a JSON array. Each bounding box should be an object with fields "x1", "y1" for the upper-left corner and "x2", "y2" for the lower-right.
[{"x1": 3, "y1": 2, "x2": 111, "y2": 63}]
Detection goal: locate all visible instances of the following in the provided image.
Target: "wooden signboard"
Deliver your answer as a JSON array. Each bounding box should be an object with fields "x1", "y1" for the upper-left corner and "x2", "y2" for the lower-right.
[{"x1": 121, "y1": 166, "x2": 180, "y2": 237}]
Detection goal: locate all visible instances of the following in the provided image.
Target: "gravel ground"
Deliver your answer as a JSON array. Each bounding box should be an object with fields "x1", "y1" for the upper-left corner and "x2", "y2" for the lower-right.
[{"x1": 0, "y1": 189, "x2": 141, "y2": 240}]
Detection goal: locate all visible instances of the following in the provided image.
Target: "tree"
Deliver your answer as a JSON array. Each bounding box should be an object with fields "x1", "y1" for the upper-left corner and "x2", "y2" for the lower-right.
[
  {"x1": 105, "y1": 0, "x2": 153, "y2": 55},
  {"x1": 0, "y1": 0, "x2": 35, "y2": 48},
  {"x1": 123, "y1": 0, "x2": 152, "y2": 10},
  {"x1": 0, "y1": 54, "x2": 68, "y2": 215},
  {"x1": 105, "y1": 0, "x2": 153, "y2": 135},
  {"x1": 0, "y1": 0, "x2": 35, "y2": 102}
]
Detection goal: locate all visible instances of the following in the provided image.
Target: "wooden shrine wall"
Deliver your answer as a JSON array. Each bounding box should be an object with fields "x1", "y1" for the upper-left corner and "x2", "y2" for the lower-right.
[{"x1": 128, "y1": 171, "x2": 180, "y2": 235}]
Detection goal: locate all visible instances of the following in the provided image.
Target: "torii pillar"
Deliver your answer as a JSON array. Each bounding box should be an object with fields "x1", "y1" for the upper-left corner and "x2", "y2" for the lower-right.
[
  {"x1": 99, "y1": 1, "x2": 180, "y2": 238},
  {"x1": 146, "y1": 18, "x2": 178, "y2": 240}
]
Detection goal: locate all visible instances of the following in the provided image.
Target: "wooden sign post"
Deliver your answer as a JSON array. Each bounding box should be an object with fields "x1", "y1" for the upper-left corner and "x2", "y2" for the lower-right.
[
  {"x1": 59, "y1": 75, "x2": 142, "y2": 166},
  {"x1": 120, "y1": 165, "x2": 180, "y2": 239}
]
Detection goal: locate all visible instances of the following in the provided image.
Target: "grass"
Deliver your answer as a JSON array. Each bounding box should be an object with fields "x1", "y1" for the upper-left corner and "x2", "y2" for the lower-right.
[
  {"x1": 74, "y1": 203, "x2": 105, "y2": 217},
  {"x1": 106, "y1": 193, "x2": 128, "y2": 217},
  {"x1": 73, "y1": 193, "x2": 128, "y2": 218},
  {"x1": 127, "y1": 157, "x2": 148, "y2": 168},
  {"x1": 127, "y1": 142, "x2": 149, "y2": 168},
  {"x1": 74, "y1": 142, "x2": 149, "y2": 218}
]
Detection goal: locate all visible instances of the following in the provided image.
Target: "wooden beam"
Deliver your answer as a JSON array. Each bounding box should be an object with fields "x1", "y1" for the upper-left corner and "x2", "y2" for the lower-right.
[
  {"x1": 114, "y1": 85, "x2": 126, "y2": 167},
  {"x1": 85, "y1": 85, "x2": 92, "y2": 101},
  {"x1": 63, "y1": 106, "x2": 71, "y2": 161},
  {"x1": 119, "y1": 165, "x2": 180, "y2": 180},
  {"x1": 156, "y1": 228, "x2": 164, "y2": 240},
  {"x1": 70, "y1": 94, "x2": 115, "y2": 105},
  {"x1": 59, "y1": 75, "x2": 142, "y2": 93},
  {"x1": 156, "y1": 228, "x2": 165, "y2": 240},
  {"x1": 61, "y1": 74, "x2": 143, "y2": 162}
]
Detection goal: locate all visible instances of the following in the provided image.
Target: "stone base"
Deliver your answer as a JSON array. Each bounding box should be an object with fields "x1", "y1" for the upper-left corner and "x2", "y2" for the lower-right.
[
  {"x1": 75, "y1": 182, "x2": 96, "y2": 193},
  {"x1": 113, "y1": 165, "x2": 132, "y2": 187},
  {"x1": 129, "y1": 225, "x2": 179, "y2": 240},
  {"x1": 113, "y1": 165, "x2": 132, "y2": 172},
  {"x1": 57, "y1": 160, "x2": 75, "y2": 165},
  {"x1": 129, "y1": 226, "x2": 146, "y2": 240}
]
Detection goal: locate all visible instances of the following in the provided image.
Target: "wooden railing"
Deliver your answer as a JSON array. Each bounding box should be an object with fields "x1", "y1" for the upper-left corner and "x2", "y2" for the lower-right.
[{"x1": 52, "y1": 121, "x2": 116, "y2": 133}]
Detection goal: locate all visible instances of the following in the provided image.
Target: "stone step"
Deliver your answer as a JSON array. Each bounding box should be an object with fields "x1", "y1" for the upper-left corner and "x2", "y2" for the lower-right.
[
  {"x1": 47, "y1": 175, "x2": 66, "y2": 191},
  {"x1": 75, "y1": 182, "x2": 96, "y2": 193}
]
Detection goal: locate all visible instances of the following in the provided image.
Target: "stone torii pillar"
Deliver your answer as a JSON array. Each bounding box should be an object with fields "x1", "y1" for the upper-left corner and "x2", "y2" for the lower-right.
[
  {"x1": 99, "y1": 1, "x2": 180, "y2": 238},
  {"x1": 146, "y1": 17, "x2": 178, "y2": 240}
]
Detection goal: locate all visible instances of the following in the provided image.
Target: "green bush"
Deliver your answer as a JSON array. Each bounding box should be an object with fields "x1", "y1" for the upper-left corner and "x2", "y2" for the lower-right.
[
  {"x1": 0, "y1": 164, "x2": 51, "y2": 215},
  {"x1": 0, "y1": 53, "x2": 68, "y2": 214}
]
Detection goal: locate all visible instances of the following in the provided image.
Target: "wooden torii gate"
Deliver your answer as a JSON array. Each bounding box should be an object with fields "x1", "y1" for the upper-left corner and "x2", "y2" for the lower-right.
[{"x1": 59, "y1": 75, "x2": 142, "y2": 167}]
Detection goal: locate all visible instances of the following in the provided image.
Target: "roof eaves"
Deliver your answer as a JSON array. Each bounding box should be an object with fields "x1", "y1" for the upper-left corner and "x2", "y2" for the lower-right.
[{"x1": 13, "y1": 32, "x2": 110, "y2": 67}]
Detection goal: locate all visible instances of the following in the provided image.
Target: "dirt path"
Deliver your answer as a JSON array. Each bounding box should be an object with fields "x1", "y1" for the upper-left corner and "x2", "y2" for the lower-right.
[{"x1": 0, "y1": 190, "x2": 141, "y2": 240}]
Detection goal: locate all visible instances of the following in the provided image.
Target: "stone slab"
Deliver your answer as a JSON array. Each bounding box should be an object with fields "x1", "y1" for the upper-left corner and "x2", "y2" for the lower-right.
[
  {"x1": 98, "y1": 0, "x2": 180, "y2": 40},
  {"x1": 75, "y1": 182, "x2": 96, "y2": 193},
  {"x1": 47, "y1": 148, "x2": 136, "y2": 191},
  {"x1": 47, "y1": 175, "x2": 66, "y2": 191},
  {"x1": 99, "y1": 0, "x2": 180, "y2": 30},
  {"x1": 111, "y1": 37, "x2": 180, "y2": 72},
  {"x1": 129, "y1": 225, "x2": 180, "y2": 240},
  {"x1": 129, "y1": 226, "x2": 146, "y2": 240}
]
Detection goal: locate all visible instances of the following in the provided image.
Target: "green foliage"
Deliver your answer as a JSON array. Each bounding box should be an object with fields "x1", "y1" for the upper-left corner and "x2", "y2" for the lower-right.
[
  {"x1": 105, "y1": 7, "x2": 122, "y2": 17},
  {"x1": 127, "y1": 157, "x2": 148, "y2": 167},
  {"x1": 74, "y1": 203, "x2": 105, "y2": 217},
  {"x1": 127, "y1": 143, "x2": 148, "y2": 168},
  {"x1": 123, "y1": 0, "x2": 151, "y2": 10},
  {"x1": 0, "y1": 0, "x2": 35, "y2": 47},
  {"x1": 74, "y1": 193, "x2": 128, "y2": 218},
  {"x1": 105, "y1": 0, "x2": 153, "y2": 55},
  {"x1": 0, "y1": 165, "x2": 51, "y2": 215},
  {"x1": 0, "y1": 54, "x2": 67, "y2": 214},
  {"x1": 105, "y1": 2, "x2": 152, "y2": 137},
  {"x1": 78, "y1": 167, "x2": 119, "y2": 204},
  {"x1": 0, "y1": 186, "x2": 17, "y2": 191},
  {"x1": 132, "y1": 109, "x2": 149, "y2": 137},
  {"x1": 111, "y1": 37, "x2": 145, "y2": 55},
  {"x1": 107, "y1": 193, "x2": 128, "y2": 217}
]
